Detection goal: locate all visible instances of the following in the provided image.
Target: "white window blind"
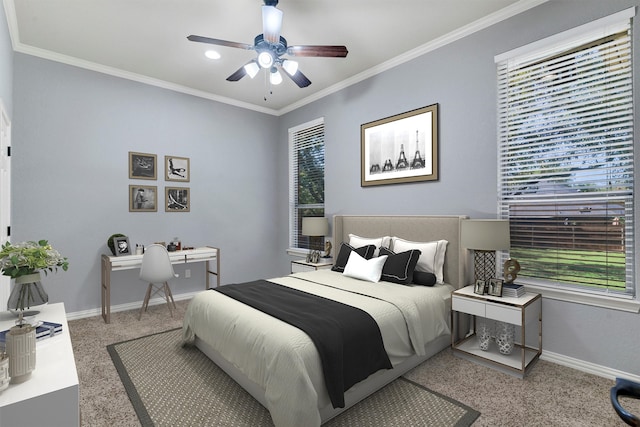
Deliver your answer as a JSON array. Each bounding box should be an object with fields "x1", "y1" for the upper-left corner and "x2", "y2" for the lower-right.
[
  {"x1": 289, "y1": 118, "x2": 325, "y2": 250},
  {"x1": 496, "y1": 12, "x2": 634, "y2": 297}
]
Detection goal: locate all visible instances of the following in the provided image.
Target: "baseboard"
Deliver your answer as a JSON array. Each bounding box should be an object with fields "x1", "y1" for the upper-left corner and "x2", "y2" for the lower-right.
[
  {"x1": 541, "y1": 350, "x2": 640, "y2": 383},
  {"x1": 65, "y1": 291, "x2": 201, "y2": 321}
]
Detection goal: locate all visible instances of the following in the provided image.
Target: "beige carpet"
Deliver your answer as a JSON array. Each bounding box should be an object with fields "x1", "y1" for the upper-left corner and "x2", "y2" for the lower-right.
[{"x1": 107, "y1": 328, "x2": 480, "y2": 427}]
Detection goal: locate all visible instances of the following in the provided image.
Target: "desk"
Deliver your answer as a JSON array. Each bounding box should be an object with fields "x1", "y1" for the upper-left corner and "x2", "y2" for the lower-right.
[
  {"x1": 101, "y1": 246, "x2": 219, "y2": 323},
  {"x1": 0, "y1": 303, "x2": 79, "y2": 426}
]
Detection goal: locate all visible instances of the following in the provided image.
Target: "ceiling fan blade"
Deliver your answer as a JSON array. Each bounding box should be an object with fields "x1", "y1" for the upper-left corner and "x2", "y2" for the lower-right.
[
  {"x1": 280, "y1": 65, "x2": 311, "y2": 88},
  {"x1": 187, "y1": 35, "x2": 253, "y2": 50},
  {"x1": 262, "y1": 5, "x2": 283, "y2": 44},
  {"x1": 287, "y1": 45, "x2": 348, "y2": 58},
  {"x1": 226, "y1": 65, "x2": 248, "y2": 82}
]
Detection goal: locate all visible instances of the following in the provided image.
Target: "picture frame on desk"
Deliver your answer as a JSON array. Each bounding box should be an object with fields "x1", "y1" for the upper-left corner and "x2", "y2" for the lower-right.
[
  {"x1": 474, "y1": 279, "x2": 486, "y2": 295},
  {"x1": 113, "y1": 236, "x2": 131, "y2": 256},
  {"x1": 488, "y1": 278, "x2": 504, "y2": 297}
]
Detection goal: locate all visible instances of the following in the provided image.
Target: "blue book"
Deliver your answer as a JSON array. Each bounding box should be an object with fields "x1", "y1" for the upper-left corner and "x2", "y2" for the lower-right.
[{"x1": 0, "y1": 320, "x2": 63, "y2": 344}]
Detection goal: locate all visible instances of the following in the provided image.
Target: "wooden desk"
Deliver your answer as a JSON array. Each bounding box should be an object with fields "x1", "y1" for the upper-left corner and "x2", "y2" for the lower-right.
[
  {"x1": 0, "y1": 303, "x2": 79, "y2": 426},
  {"x1": 101, "y1": 246, "x2": 219, "y2": 323}
]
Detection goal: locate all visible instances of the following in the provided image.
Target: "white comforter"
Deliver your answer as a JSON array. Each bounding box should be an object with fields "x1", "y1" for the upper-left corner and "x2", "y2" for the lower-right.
[{"x1": 182, "y1": 270, "x2": 453, "y2": 427}]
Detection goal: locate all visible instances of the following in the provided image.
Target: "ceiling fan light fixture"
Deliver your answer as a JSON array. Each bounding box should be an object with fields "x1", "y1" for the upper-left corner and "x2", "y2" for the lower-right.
[
  {"x1": 282, "y1": 59, "x2": 298, "y2": 76},
  {"x1": 262, "y1": 5, "x2": 283, "y2": 44},
  {"x1": 244, "y1": 61, "x2": 260, "y2": 79},
  {"x1": 258, "y1": 51, "x2": 274, "y2": 68},
  {"x1": 204, "y1": 50, "x2": 221, "y2": 60},
  {"x1": 270, "y1": 68, "x2": 283, "y2": 85}
]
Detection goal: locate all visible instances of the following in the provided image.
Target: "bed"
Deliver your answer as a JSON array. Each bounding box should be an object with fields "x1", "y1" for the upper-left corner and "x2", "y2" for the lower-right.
[{"x1": 182, "y1": 215, "x2": 470, "y2": 426}]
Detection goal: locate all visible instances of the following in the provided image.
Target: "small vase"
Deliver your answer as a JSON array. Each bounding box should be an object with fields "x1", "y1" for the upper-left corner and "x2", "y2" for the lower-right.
[
  {"x1": 477, "y1": 321, "x2": 492, "y2": 351},
  {"x1": 495, "y1": 321, "x2": 515, "y2": 355},
  {"x1": 6, "y1": 324, "x2": 36, "y2": 384},
  {"x1": 8, "y1": 272, "x2": 49, "y2": 315}
]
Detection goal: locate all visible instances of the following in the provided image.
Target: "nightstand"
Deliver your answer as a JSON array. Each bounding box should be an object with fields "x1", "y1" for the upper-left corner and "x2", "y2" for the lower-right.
[
  {"x1": 291, "y1": 259, "x2": 333, "y2": 273},
  {"x1": 451, "y1": 285, "x2": 541, "y2": 378}
]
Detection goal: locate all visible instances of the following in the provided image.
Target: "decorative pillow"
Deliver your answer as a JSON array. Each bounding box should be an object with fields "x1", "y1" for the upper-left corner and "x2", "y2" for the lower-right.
[
  {"x1": 391, "y1": 237, "x2": 448, "y2": 284},
  {"x1": 378, "y1": 247, "x2": 421, "y2": 285},
  {"x1": 342, "y1": 250, "x2": 388, "y2": 282},
  {"x1": 348, "y1": 234, "x2": 391, "y2": 256},
  {"x1": 331, "y1": 243, "x2": 377, "y2": 272},
  {"x1": 412, "y1": 271, "x2": 437, "y2": 286}
]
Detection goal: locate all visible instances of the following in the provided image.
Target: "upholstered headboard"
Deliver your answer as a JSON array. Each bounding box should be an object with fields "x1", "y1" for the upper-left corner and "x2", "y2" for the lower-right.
[{"x1": 332, "y1": 215, "x2": 470, "y2": 289}]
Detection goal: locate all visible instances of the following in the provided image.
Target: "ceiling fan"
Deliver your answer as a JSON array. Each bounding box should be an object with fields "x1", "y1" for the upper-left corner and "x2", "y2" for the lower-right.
[{"x1": 187, "y1": 0, "x2": 348, "y2": 89}]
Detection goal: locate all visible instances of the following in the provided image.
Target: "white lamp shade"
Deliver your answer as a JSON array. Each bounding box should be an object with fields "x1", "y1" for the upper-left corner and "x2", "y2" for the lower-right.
[
  {"x1": 301, "y1": 217, "x2": 329, "y2": 237},
  {"x1": 244, "y1": 61, "x2": 260, "y2": 78},
  {"x1": 269, "y1": 69, "x2": 283, "y2": 85},
  {"x1": 282, "y1": 59, "x2": 299, "y2": 76},
  {"x1": 461, "y1": 219, "x2": 510, "y2": 250},
  {"x1": 258, "y1": 51, "x2": 274, "y2": 68}
]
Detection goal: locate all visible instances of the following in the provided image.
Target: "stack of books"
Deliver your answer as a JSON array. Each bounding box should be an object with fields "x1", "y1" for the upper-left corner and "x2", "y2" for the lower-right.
[
  {"x1": 0, "y1": 320, "x2": 63, "y2": 350},
  {"x1": 502, "y1": 283, "x2": 525, "y2": 298}
]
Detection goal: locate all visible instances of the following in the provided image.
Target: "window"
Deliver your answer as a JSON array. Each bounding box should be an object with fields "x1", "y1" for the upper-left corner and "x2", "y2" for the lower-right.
[
  {"x1": 289, "y1": 118, "x2": 325, "y2": 251},
  {"x1": 496, "y1": 9, "x2": 635, "y2": 301}
]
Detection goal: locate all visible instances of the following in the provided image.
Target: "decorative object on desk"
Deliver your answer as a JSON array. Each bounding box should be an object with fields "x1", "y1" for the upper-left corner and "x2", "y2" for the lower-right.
[
  {"x1": 474, "y1": 279, "x2": 486, "y2": 295},
  {"x1": 113, "y1": 236, "x2": 131, "y2": 257},
  {"x1": 361, "y1": 104, "x2": 439, "y2": 187},
  {"x1": 477, "y1": 320, "x2": 492, "y2": 351},
  {"x1": 503, "y1": 283, "x2": 525, "y2": 298},
  {"x1": 0, "y1": 352, "x2": 9, "y2": 392},
  {"x1": 107, "y1": 233, "x2": 127, "y2": 255},
  {"x1": 0, "y1": 240, "x2": 69, "y2": 314},
  {"x1": 461, "y1": 219, "x2": 510, "y2": 282},
  {"x1": 503, "y1": 258, "x2": 521, "y2": 283},
  {"x1": 324, "y1": 240, "x2": 332, "y2": 258},
  {"x1": 165, "y1": 155, "x2": 190, "y2": 182},
  {"x1": 487, "y1": 278, "x2": 503, "y2": 297},
  {"x1": 5, "y1": 323, "x2": 36, "y2": 384},
  {"x1": 495, "y1": 321, "x2": 515, "y2": 355},
  {"x1": 129, "y1": 151, "x2": 157, "y2": 180},
  {"x1": 301, "y1": 217, "x2": 329, "y2": 264},
  {"x1": 165, "y1": 187, "x2": 190, "y2": 212},
  {"x1": 172, "y1": 237, "x2": 181, "y2": 250},
  {"x1": 129, "y1": 185, "x2": 158, "y2": 212}
]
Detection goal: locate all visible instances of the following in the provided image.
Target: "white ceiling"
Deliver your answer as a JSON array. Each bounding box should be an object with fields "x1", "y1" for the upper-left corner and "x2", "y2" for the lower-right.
[{"x1": 3, "y1": 0, "x2": 545, "y2": 115}]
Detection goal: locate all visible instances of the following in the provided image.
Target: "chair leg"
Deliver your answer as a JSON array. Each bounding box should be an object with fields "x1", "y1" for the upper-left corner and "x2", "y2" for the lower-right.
[
  {"x1": 165, "y1": 282, "x2": 177, "y2": 309},
  {"x1": 139, "y1": 283, "x2": 153, "y2": 320},
  {"x1": 163, "y1": 282, "x2": 174, "y2": 317}
]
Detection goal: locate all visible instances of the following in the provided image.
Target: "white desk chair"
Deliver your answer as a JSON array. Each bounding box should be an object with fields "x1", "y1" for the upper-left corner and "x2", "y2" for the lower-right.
[{"x1": 138, "y1": 244, "x2": 178, "y2": 320}]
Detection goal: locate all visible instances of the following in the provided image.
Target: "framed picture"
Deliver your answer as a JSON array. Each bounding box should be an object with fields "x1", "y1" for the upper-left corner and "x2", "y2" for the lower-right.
[
  {"x1": 129, "y1": 152, "x2": 157, "y2": 180},
  {"x1": 488, "y1": 278, "x2": 504, "y2": 297},
  {"x1": 166, "y1": 187, "x2": 190, "y2": 212},
  {"x1": 361, "y1": 104, "x2": 438, "y2": 187},
  {"x1": 474, "y1": 279, "x2": 486, "y2": 295},
  {"x1": 165, "y1": 156, "x2": 190, "y2": 182},
  {"x1": 129, "y1": 185, "x2": 157, "y2": 212},
  {"x1": 113, "y1": 236, "x2": 131, "y2": 256}
]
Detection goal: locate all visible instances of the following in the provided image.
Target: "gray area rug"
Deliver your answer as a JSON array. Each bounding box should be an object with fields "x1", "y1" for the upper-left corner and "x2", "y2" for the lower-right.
[{"x1": 107, "y1": 328, "x2": 480, "y2": 426}]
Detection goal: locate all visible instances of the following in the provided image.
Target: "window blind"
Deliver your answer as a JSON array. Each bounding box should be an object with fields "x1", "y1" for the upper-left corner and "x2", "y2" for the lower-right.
[
  {"x1": 289, "y1": 118, "x2": 325, "y2": 250},
  {"x1": 496, "y1": 14, "x2": 634, "y2": 296}
]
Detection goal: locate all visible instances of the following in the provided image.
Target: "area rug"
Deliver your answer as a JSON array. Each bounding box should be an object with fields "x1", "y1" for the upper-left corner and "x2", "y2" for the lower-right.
[{"x1": 107, "y1": 328, "x2": 480, "y2": 426}]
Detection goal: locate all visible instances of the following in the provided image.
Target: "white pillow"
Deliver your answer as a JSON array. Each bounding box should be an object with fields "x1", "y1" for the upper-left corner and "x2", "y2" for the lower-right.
[
  {"x1": 391, "y1": 237, "x2": 448, "y2": 284},
  {"x1": 349, "y1": 234, "x2": 391, "y2": 256},
  {"x1": 342, "y1": 250, "x2": 388, "y2": 282}
]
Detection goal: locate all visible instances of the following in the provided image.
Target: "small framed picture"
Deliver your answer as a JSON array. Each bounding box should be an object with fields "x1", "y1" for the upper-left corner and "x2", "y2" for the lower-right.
[
  {"x1": 113, "y1": 236, "x2": 131, "y2": 256},
  {"x1": 129, "y1": 185, "x2": 158, "y2": 212},
  {"x1": 474, "y1": 279, "x2": 486, "y2": 295},
  {"x1": 165, "y1": 156, "x2": 190, "y2": 182},
  {"x1": 488, "y1": 278, "x2": 504, "y2": 297},
  {"x1": 166, "y1": 187, "x2": 190, "y2": 212},
  {"x1": 129, "y1": 152, "x2": 157, "y2": 180}
]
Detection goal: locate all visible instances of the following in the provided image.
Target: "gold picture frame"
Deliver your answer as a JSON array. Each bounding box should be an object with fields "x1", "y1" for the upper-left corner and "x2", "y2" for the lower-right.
[
  {"x1": 128, "y1": 151, "x2": 157, "y2": 180},
  {"x1": 129, "y1": 185, "x2": 157, "y2": 212},
  {"x1": 165, "y1": 187, "x2": 190, "y2": 212},
  {"x1": 361, "y1": 104, "x2": 438, "y2": 187},
  {"x1": 165, "y1": 156, "x2": 190, "y2": 182}
]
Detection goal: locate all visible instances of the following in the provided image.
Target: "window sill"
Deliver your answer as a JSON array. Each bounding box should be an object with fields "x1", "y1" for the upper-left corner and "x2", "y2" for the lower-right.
[
  {"x1": 523, "y1": 284, "x2": 640, "y2": 313},
  {"x1": 287, "y1": 248, "x2": 309, "y2": 258}
]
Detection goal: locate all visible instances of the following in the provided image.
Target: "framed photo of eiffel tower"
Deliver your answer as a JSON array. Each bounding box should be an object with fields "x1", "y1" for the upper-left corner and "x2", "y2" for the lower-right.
[{"x1": 361, "y1": 104, "x2": 438, "y2": 187}]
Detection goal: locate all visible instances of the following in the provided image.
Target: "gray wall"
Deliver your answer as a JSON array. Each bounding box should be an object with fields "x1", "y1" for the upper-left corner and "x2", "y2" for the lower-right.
[
  {"x1": 11, "y1": 53, "x2": 283, "y2": 311},
  {"x1": 277, "y1": 0, "x2": 640, "y2": 376},
  {"x1": 0, "y1": 3, "x2": 12, "y2": 116}
]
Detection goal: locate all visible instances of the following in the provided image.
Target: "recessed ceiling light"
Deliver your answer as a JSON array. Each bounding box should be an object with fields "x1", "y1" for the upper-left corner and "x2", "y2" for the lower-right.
[{"x1": 205, "y1": 50, "x2": 221, "y2": 60}]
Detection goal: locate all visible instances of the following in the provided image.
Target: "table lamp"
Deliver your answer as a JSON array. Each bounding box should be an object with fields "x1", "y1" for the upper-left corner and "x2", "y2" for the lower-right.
[
  {"x1": 461, "y1": 219, "x2": 510, "y2": 282},
  {"x1": 301, "y1": 217, "x2": 329, "y2": 263}
]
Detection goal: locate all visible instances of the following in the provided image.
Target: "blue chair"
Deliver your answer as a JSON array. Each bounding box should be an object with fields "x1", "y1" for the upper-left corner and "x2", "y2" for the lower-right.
[{"x1": 611, "y1": 377, "x2": 640, "y2": 426}]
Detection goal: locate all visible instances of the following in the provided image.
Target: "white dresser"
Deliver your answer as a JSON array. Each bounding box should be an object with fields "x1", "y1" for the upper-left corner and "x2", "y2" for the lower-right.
[{"x1": 0, "y1": 303, "x2": 79, "y2": 426}]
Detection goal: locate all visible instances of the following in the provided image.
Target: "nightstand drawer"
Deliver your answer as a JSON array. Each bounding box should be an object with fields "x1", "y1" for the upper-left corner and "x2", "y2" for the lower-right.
[
  {"x1": 291, "y1": 262, "x2": 316, "y2": 273},
  {"x1": 486, "y1": 303, "x2": 521, "y2": 325},
  {"x1": 452, "y1": 296, "x2": 485, "y2": 317}
]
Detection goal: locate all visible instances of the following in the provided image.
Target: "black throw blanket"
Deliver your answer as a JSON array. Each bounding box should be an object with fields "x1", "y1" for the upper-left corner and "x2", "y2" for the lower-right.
[{"x1": 215, "y1": 280, "x2": 392, "y2": 408}]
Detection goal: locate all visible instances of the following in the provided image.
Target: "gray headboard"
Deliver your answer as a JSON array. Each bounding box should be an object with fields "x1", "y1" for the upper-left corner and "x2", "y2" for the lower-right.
[{"x1": 333, "y1": 215, "x2": 470, "y2": 289}]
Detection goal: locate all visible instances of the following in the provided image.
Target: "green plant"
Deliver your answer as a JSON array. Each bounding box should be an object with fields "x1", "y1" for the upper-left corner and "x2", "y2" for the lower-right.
[{"x1": 0, "y1": 240, "x2": 69, "y2": 279}]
